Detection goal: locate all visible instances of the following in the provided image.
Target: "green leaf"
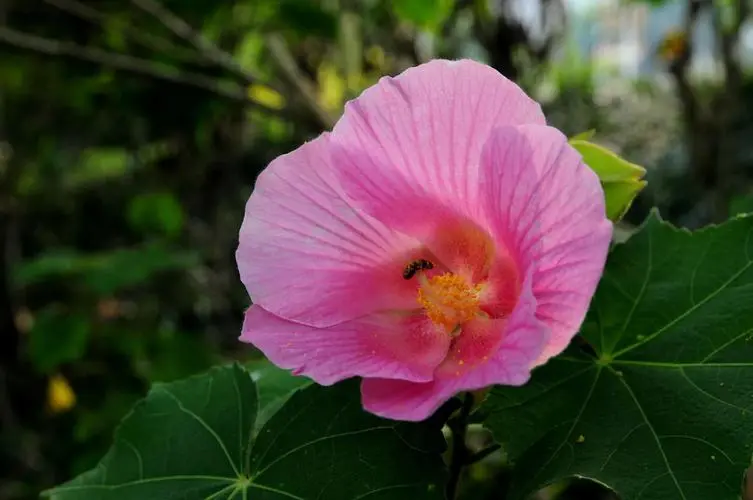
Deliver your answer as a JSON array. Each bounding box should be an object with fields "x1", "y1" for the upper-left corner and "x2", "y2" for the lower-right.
[
  {"x1": 484, "y1": 212, "x2": 753, "y2": 500},
  {"x1": 29, "y1": 308, "x2": 91, "y2": 373},
  {"x1": 393, "y1": 0, "x2": 455, "y2": 30},
  {"x1": 245, "y1": 359, "x2": 310, "y2": 429},
  {"x1": 45, "y1": 364, "x2": 447, "y2": 499},
  {"x1": 570, "y1": 139, "x2": 647, "y2": 221}
]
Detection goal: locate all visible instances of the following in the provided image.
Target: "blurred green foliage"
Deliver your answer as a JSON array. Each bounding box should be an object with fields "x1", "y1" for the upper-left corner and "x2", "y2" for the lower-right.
[{"x1": 393, "y1": 0, "x2": 455, "y2": 31}]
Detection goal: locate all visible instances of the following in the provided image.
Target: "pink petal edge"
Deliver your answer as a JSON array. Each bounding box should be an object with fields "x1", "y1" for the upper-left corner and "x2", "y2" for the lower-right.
[{"x1": 479, "y1": 125, "x2": 612, "y2": 366}]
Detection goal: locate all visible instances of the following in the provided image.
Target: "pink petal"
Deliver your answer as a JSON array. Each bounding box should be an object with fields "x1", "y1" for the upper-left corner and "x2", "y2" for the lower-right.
[
  {"x1": 361, "y1": 276, "x2": 548, "y2": 421},
  {"x1": 236, "y1": 133, "x2": 423, "y2": 328},
  {"x1": 329, "y1": 59, "x2": 545, "y2": 230},
  {"x1": 424, "y1": 217, "x2": 496, "y2": 283},
  {"x1": 479, "y1": 249, "x2": 521, "y2": 318},
  {"x1": 479, "y1": 125, "x2": 612, "y2": 366},
  {"x1": 434, "y1": 317, "x2": 507, "y2": 379},
  {"x1": 241, "y1": 306, "x2": 451, "y2": 385}
]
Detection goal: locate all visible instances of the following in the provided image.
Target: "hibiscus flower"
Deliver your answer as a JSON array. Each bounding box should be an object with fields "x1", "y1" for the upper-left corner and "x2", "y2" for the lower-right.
[{"x1": 237, "y1": 59, "x2": 612, "y2": 421}]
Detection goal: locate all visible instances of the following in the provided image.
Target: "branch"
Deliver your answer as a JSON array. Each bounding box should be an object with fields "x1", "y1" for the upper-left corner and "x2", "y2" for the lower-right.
[
  {"x1": 128, "y1": 0, "x2": 269, "y2": 88},
  {"x1": 731, "y1": 0, "x2": 750, "y2": 33},
  {"x1": 445, "y1": 393, "x2": 474, "y2": 500},
  {"x1": 713, "y1": 0, "x2": 748, "y2": 94},
  {"x1": 713, "y1": 4, "x2": 737, "y2": 88},
  {"x1": 43, "y1": 0, "x2": 210, "y2": 66},
  {"x1": 127, "y1": 0, "x2": 333, "y2": 126},
  {"x1": 0, "y1": 27, "x2": 289, "y2": 118},
  {"x1": 266, "y1": 33, "x2": 337, "y2": 129},
  {"x1": 668, "y1": 0, "x2": 704, "y2": 130}
]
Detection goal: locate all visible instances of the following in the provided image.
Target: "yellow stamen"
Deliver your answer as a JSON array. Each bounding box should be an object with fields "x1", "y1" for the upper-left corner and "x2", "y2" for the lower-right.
[{"x1": 417, "y1": 273, "x2": 482, "y2": 333}]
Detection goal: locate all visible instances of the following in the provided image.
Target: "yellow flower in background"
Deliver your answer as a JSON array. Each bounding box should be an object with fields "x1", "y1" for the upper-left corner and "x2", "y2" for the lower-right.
[{"x1": 48, "y1": 374, "x2": 76, "y2": 414}]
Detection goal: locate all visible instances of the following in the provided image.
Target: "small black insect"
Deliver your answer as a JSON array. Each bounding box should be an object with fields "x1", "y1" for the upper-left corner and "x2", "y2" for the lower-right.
[{"x1": 402, "y1": 259, "x2": 434, "y2": 280}]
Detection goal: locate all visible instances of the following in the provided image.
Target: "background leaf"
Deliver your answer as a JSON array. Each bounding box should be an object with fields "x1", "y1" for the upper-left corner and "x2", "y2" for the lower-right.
[
  {"x1": 483, "y1": 212, "x2": 753, "y2": 500},
  {"x1": 127, "y1": 192, "x2": 185, "y2": 238},
  {"x1": 392, "y1": 0, "x2": 455, "y2": 31},
  {"x1": 15, "y1": 244, "x2": 198, "y2": 293},
  {"x1": 45, "y1": 364, "x2": 447, "y2": 500},
  {"x1": 29, "y1": 309, "x2": 91, "y2": 374}
]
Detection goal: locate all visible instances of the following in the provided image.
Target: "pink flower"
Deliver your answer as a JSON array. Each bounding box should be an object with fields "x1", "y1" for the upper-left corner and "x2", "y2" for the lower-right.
[{"x1": 237, "y1": 59, "x2": 612, "y2": 421}]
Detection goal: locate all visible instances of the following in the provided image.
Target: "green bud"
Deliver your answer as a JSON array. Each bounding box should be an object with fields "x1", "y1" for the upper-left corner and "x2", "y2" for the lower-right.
[
  {"x1": 569, "y1": 129, "x2": 596, "y2": 142},
  {"x1": 569, "y1": 138, "x2": 647, "y2": 222}
]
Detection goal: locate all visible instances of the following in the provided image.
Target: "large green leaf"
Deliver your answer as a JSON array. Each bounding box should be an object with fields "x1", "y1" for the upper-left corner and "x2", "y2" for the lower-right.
[
  {"x1": 245, "y1": 359, "x2": 311, "y2": 429},
  {"x1": 484, "y1": 212, "x2": 753, "y2": 500},
  {"x1": 45, "y1": 364, "x2": 447, "y2": 499}
]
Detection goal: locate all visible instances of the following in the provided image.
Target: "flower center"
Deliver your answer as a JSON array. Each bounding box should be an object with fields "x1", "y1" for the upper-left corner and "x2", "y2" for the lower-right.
[{"x1": 417, "y1": 273, "x2": 483, "y2": 334}]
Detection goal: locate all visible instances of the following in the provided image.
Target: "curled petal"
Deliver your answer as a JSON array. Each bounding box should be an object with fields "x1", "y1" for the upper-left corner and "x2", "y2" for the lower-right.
[{"x1": 479, "y1": 125, "x2": 612, "y2": 366}]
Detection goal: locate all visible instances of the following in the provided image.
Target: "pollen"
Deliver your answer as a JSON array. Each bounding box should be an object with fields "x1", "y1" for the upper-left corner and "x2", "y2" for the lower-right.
[{"x1": 417, "y1": 273, "x2": 483, "y2": 333}]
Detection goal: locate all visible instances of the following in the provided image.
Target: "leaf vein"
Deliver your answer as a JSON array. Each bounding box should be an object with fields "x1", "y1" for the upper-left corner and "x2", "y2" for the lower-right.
[
  {"x1": 253, "y1": 426, "x2": 395, "y2": 480},
  {"x1": 660, "y1": 434, "x2": 734, "y2": 464},
  {"x1": 679, "y1": 368, "x2": 753, "y2": 415},
  {"x1": 352, "y1": 482, "x2": 428, "y2": 499},
  {"x1": 204, "y1": 483, "x2": 237, "y2": 500},
  {"x1": 615, "y1": 223, "x2": 653, "y2": 352},
  {"x1": 528, "y1": 367, "x2": 602, "y2": 486},
  {"x1": 120, "y1": 438, "x2": 144, "y2": 480},
  {"x1": 614, "y1": 246, "x2": 753, "y2": 358},
  {"x1": 699, "y1": 326, "x2": 753, "y2": 363},
  {"x1": 616, "y1": 369, "x2": 687, "y2": 500},
  {"x1": 490, "y1": 364, "x2": 594, "y2": 412},
  {"x1": 246, "y1": 482, "x2": 306, "y2": 499},
  {"x1": 48, "y1": 475, "x2": 234, "y2": 493},
  {"x1": 158, "y1": 387, "x2": 241, "y2": 477},
  {"x1": 230, "y1": 367, "x2": 245, "y2": 471},
  {"x1": 598, "y1": 423, "x2": 646, "y2": 472}
]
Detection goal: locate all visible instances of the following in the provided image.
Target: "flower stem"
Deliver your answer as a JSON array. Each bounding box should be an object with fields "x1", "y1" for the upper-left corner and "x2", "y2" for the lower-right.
[{"x1": 445, "y1": 393, "x2": 474, "y2": 500}]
